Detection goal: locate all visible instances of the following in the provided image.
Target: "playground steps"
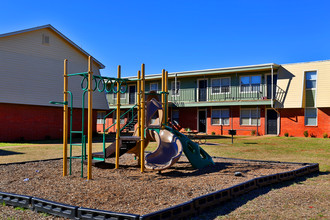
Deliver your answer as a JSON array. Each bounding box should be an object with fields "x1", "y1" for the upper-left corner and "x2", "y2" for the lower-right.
[
  {"x1": 92, "y1": 136, "x2": 140, "y2": 159},
  {"x1": 122, "y1": 117, "x2": 138, "y2": 132}
]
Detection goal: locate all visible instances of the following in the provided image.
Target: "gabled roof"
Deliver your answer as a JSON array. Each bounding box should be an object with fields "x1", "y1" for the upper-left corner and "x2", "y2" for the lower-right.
[{"x1": 0, "y1": 24, "x2": 105, "y2": 69}]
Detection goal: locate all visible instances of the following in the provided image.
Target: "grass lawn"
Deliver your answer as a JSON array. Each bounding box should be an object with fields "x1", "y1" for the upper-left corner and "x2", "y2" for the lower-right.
[{"x1": 0, "y1": 135, "x2": 329, "y2": 219}]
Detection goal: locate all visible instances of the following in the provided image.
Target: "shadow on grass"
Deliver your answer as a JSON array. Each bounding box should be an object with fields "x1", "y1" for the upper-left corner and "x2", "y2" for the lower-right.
[
  {"x1": 193, "y1": 172, "x2": 324, "y2": 219},
  {"x1": 0, "y1": 149, "x2": 24, "y2": 156}
]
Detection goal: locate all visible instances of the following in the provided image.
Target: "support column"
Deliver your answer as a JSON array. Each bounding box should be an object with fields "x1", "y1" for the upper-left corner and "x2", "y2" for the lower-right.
[
  {"x1": 140, "y1": 64, "x2": 145, "y2": 172},
  {"x1": 63, "y1": 59, "x2": 68, "y2": 176},
  {"x1": 115, "y1": 65, "x2": 121, "y2": 169},
  {"x1": 165, "y1": 71, "x2": 168, "y2": 126},
  {"x1": 161, "y1": 69, "x2": 165, "y2": 129},
  {"x1": 87, "y1": 56, "x2": 93, "y2": 180}
]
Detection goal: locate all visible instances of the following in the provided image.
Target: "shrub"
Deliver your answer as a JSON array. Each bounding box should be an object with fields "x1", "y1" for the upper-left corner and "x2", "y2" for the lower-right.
[
  {"x1": 251, "y1": 130, "x2": 256, "y2": 136},
  {"x1": 323, "y1": 133, "x2": 328, "y2": 138},
  {"x1": 303, "y1": 131, "x2": 308, "y2": 137},
  {"x1": 284, "y1": 132, "x2": 289, "y2": 137},
  {"x1": 211, "y1": 131, "x2": 215, "y2": 135}
]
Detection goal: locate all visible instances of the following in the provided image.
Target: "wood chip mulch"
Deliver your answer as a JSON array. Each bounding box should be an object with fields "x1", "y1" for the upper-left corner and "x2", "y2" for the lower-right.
[{"x1": 0, "y1": 155, "x2": 303, "y2": 215}]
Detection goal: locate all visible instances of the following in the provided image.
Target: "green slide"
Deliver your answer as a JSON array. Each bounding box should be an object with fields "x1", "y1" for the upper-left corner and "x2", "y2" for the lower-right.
[{"x1": 165, "y1": 126, "x2": 214, "y2": 169}]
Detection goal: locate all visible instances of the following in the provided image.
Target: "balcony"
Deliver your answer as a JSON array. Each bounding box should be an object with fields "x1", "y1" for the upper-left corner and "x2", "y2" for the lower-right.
[{"x1": 107, "y1": 84, "x2": 285, "y2": 108}]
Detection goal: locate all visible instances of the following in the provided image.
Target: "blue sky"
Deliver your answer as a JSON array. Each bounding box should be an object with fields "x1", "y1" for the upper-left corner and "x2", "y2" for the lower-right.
[{"x1": 1, "y1": 0, "x2": 330, "y2": 77}]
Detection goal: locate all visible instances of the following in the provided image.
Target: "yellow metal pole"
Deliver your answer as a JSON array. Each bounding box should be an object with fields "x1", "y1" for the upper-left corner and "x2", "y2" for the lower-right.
[
  {"x1": 140, "y1": 64, "x2": 145, "y2": 172},
  {"x1": 63, "y1": 59, "x2": 68, "y2": 177},
  {"x1": 115, "y1": 65, "x2": 121, "y2": 169},
  {"x1": 161, "y1": 69, "x2": 165, "y2": 129},
  {"x1": 137, "y1": 70, "x2": 141, "y2": 139},
  {"x1": 165, "y1": 71, "x2": 168, "y2": 126},
  {"x1": 87, "y1": 56, "x2": 93, "y2": 180}
]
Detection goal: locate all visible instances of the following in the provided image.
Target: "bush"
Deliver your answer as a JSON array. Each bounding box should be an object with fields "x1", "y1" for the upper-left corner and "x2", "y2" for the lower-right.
[
  {"x1": 323, "y1": 133, "x2": 328, "y2": 138},
  {"x1": 251, "y1": 130, "x2": 256, "y2": 136},
  {"x1": 303, "y1": 131, "x2": 308, "y2": 137},
  {"x1": 211, "y1": 131, "x2": 215, "y2": 135},
  {"x1": 284, "y1": 132, "x2": 289, "y2": 137}
]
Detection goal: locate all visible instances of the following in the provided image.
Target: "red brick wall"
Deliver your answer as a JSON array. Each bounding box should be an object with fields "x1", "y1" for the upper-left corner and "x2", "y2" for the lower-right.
[
  {"x1": 0, "y1": 103, "x2": 98, "y2": 142},
  {"x1": 279, "y1": 108, "x2": 330, "y2": 137},
  {"x1": 207, "y1": 106, "x2": 266, "y2": 136}
]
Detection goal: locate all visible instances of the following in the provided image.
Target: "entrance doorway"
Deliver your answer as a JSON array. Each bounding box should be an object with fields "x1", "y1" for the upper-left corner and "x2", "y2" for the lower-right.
[
  {"x1": 267, "y1": 109, "x2": 278, "y2": 135},
  {"x1": 198, "y1": 79, "x2": 207, "y2": 102},
  {"x1": 198, "y1": 109, "x2": 207, "y2": 133},
  {"x1": 266, "y1": 75, "x2": 277, "y2": 99},
  {"x1": 129, "y1": 85, "x2": 136, "y2": 104}
]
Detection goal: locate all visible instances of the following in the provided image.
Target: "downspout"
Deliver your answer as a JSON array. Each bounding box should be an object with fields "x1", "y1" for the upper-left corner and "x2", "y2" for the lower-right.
[{"x1": 175, "y1": 73, "x2": 177, "y2": 101}]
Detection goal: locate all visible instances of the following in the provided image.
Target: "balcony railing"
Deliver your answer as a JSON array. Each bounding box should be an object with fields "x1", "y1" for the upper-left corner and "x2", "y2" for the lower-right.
[{"x1": 107, "y1": 84, "x2": 285, "y2": 106}]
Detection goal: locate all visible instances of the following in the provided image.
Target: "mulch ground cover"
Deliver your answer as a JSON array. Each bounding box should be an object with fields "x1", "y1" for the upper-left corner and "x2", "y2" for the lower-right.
[{"x1": 0, "y1": 154, "x2": 304, "y2": 215}]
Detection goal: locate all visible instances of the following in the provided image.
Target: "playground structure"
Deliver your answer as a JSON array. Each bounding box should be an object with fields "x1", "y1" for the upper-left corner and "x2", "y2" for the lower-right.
[{"x1": 55, "y1": 56, "x2": 214, "y2": 180}]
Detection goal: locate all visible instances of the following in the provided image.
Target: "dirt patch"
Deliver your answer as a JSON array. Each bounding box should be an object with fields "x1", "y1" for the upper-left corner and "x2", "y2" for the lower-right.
[{"x1": 0, "y1": 155, "x2": 303, "y2": 216}]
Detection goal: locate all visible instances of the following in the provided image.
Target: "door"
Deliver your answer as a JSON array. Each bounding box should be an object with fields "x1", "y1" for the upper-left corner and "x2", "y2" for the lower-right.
[
  {"x1": 198, "y1": 109, "x2": 207, "y2": 133},
  {"x1": 198, "y1": 79, "x2": 207, "y2": 101},
  {"x1": 267, "y1": 109, "x2": 278, "y2": 135},
  {"x1": 129, "y1": 85, "x2": 136, "y2": 104},
  {"x1": 266, "y1": 75, "x2": 277, "y2": 99}
]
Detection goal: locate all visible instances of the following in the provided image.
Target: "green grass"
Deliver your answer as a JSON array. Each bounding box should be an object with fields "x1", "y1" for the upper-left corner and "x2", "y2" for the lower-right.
[
  {"x1": 0, "y1": 143, "x2": 34, "y2": 147},
  {"x1": 201, "y1": 136, "x2": 330, "y2": 172}
]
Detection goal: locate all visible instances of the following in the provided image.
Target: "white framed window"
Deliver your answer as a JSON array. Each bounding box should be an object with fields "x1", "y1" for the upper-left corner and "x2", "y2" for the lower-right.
[
  {"x1": 305, "y1": 71, "x2": 317, "y2": 90},
  {"x1": 240, "y1": 108, "x2": 260, "y2": 125},
  {"x1": 211, "y1": 109, "x2": 229, "y2": 125},
  {"x1": 97, "y1": 111, "x2": 106, "y2": 124},
  {"x1": 211, "y1": 78, "x2": 230, "y2": 94},
  {"x1": 240, "y1": 75, "x2": 261, "y2": 93},
  {"x1": 113, "y1": 86, "x2": 126, "y2": 99},
  {"x1": 305, "y1": 108, "x2": 317, "y2": 126},
  {"x1": 150, "y1": 83, "x2": 158, "y2": 92},
  {"x1": 171, "y1": 81, "x2": 180, "y2": 96}
]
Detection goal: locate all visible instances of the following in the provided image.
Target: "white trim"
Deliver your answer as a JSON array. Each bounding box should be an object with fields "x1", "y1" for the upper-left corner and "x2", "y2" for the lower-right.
[
  {"x1": 197, "y1": 78, "x2": 208, "y2": 102},
  {"x1": 211, "y1": 108, "x2": 230, "y2": 125},
  {"x1": 239, "y1": 75, "x2": 262, "y2": 93},
  {"x1": 304, "y1": 107, "x2": 318, "y2": 126},
  {"x1": 210, "y1": 77, "x2": 231, "y2": 95},
  {"x1": 304, "y1": 70, "x2": 318, "y2": 108},
  {"x1": 240, "y1": 107, "x2": 260, "y2": 126},
  {"x1": 265, "y1": 108, "x2": 279, "y2": 135},
  {"x1": 197, "y1": 108, "x2": 207, "y2": 133}
]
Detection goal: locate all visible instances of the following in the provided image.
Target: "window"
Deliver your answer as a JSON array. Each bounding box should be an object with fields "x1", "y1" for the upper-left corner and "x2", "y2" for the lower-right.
[
  {"x1": 305, "y1": 108, "x2": 317, "y2": 126},
  {"x1": 211, "y1": 109, "x2": 229, "y2": 125},
  {"x1": 240, "y1": 75, "x2": 261, "y2": 92},
  {"x1": 240, "y1": 108, "x2": 260, "y2": 125},
  {"x1": 113, "y1": 111, "x2": 125, "y2": 124},
  {"x1": 211, "y1": 78, "x2": 230, "y2": 94},
  {"x1": 150, "y1": 83, "x2": 158, "y2": 92},
  {"x1": 306, "y1": 71, "x2": 317, "y2": 89},
  {"x1": 97, "y1": 111, "x2": 106, "y2": 124},
  {"x1": 113, "y1": 86, "x2": 126, "y2": 99},
  {"x1": 171, "y1": 81, "x2": 180, "y2": 96}
]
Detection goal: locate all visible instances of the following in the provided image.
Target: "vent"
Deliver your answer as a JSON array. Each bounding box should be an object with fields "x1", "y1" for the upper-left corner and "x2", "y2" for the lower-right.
[{"x1": 42, "y1": 34, "x2": 50, "y2": 45}]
